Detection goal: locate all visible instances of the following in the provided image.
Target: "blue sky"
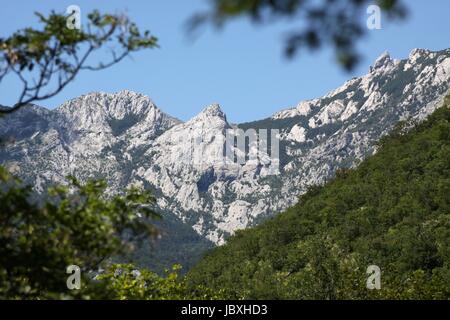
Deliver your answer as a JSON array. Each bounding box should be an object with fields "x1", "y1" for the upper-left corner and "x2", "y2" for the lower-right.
[{"x1": 0, "y1": 1, "x2": 449, "y2": 123}]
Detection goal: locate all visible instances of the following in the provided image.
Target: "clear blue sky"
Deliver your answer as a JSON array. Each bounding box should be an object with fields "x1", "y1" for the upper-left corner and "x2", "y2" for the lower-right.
[{"x1": 0, "y1": 1, "x2": 449, "y2": 123}]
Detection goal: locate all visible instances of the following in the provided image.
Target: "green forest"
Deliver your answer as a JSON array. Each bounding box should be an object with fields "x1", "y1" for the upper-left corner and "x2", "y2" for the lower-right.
[{"x1": 187, "y1": 94, "x2": 450, "y2": 299}]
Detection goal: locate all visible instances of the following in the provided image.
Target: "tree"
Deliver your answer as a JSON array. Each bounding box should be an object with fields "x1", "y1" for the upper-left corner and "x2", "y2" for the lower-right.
[
  {"x1": 0, "y1": 167, "x2": 159, "y2": 299},
  {"x1": 0, "y1": 9, "x2": 158, "y2": 114},
  {"x1": 97, "y1": 264, "x2": 228, "y2": 300},
  {"x1": 189, "y1": 0, "x2": 407, "y2": 70}
]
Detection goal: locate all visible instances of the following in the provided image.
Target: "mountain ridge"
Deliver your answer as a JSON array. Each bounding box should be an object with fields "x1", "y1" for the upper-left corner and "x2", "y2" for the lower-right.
[{"x1": 1, "y1": 47, "x2": 449, "y2": 270}]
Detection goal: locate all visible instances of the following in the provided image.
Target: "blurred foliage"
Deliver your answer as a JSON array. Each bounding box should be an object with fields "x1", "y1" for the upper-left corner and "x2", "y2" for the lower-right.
[
  {"x1": 189, "y1": 0, "x2": 407, "y2": 70},
  {"x1": 0, "y1": 167, "x2": 228, "y2": 300},
  {"x1": 0, "y1": 10, "x2": 158, "y2": 113},
  {"x1": 0, "y1": 169, "x2": 159, "y2": 299},
  {"x1": 188, "y1": 94, "x2": 450, "y2": 299},
  {"x1": 96, "y1": 264, "x2": 229, "y2": 300}
]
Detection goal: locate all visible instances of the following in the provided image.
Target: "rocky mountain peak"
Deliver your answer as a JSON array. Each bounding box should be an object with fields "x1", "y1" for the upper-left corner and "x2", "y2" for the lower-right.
[
  {"x1": 188, "y1": 103, "x2": 229, "y2": 129},
  {"x1": 57, "y1": 90, "x2": 157, "y2": 115},
  {"x1": 51, "y1": 90, "x2": 181, "y2": 139},
  {"x1": 409, "y1": 48, "x2": 431, "y2": 60},
  {"x1": 371, "y1": 51, "x2": 393, "y2": 71}
]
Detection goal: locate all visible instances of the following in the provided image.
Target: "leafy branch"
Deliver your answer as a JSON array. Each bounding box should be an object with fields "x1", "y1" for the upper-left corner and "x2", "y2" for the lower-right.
[{"x1": 0, "y1": 10, "x2": 158, "y2": 114}]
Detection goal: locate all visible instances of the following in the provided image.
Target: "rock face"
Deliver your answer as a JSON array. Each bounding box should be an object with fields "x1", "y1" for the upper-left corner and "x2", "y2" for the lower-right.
[{"x1": 1, "y1": 48, "x2": 450, "y2": 248}]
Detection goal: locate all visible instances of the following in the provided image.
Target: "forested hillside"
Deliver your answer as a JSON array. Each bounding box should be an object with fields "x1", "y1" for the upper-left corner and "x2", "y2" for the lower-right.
[{"x1": 188, "y1": 95, "x2": 450, "y2": 299}]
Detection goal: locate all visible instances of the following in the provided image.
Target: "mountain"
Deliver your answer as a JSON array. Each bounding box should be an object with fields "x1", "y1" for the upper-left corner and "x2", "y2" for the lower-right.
[
  {"x1": 188, "y1": 95, "x2": 450, "y2": 299},
  {"x1": 0, "y1": 90, "x2": 180, "y2": 192},
  {"x1": 0, "y1": 48, "x2": 449, "y2": 270}
]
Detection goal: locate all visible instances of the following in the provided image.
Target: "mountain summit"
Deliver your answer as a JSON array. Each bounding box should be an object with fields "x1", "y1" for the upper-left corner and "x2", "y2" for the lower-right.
[
  {"x1": 371, "y1": 50, "x2": 393, "y2": 70},
  {"x1": 198, "y1": 103, "x2": 226, "y2": 118}
]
